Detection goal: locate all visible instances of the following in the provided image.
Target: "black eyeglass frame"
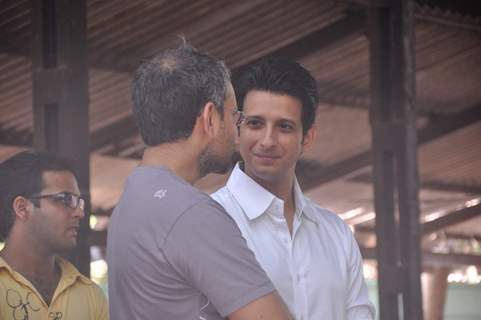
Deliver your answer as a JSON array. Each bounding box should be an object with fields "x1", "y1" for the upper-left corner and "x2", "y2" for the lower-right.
[
  {"x1": 28, "y1": 191, "x2": 85, "y2": 211},
  {"x1": 232, "y1": 109, "x2": 246, "y2": 127}
]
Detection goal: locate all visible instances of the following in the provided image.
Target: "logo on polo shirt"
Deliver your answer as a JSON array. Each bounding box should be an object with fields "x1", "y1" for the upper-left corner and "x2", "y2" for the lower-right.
[{"x1": 153, "y1": 189, "x2": 167, "y2": 199}]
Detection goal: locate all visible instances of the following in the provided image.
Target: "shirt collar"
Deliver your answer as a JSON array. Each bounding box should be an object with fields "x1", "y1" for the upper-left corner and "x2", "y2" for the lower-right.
[
  {"x1": 292, "y1": 176, "x2": 317, "y2": 224},
  {"x1": 226, "y1": 163, "x2": 277, "y2": 220},
  {"x1": 0, "y1": 255, "x2": 92, "y2": 286},
  {"x1": 226, "y1": 163, "x2": 317, "y2": 224},
  {"x1": 56, "y1": 256, "x2": 91, "y2": 283},
  {"x1": 0, "y1": 255, "x2": 11, "y2": 271},
  {"x1": 293, "y1": 177, "x2": 305, "y2": 217}
]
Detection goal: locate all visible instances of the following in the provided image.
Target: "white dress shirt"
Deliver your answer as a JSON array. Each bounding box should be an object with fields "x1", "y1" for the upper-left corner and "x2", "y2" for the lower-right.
[{"x1": 212, "y1": 163, "x2": 375, "y2": 320}]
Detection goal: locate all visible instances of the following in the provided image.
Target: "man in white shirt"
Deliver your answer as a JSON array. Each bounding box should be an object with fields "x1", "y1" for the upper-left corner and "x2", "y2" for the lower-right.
[{"x1": 212, "y1": 57, "x2": 375, "y2": 320}]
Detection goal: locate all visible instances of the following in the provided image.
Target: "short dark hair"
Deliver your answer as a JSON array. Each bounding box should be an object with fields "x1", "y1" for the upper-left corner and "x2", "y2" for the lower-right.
[
  {"x1": 0, "y1": 150, "x2": 74, "y2": 241},
  {"x1": 233, "y1": 57, "x2": 319, "y2": 135},
  {"x1": 132, "y1": 43, "x2": 231, "y2": 146}
]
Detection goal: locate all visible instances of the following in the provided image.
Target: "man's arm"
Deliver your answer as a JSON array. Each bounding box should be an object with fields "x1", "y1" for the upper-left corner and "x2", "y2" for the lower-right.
[
  {"x1": 163, "y1": 200, "x2": 292, "y2": 319},
  {"x1": 228, "y1": 291, "x2": 292, "y2": 320},
  {"x1": 345, "y1": 224, "x2": 376, "y2": 319}
]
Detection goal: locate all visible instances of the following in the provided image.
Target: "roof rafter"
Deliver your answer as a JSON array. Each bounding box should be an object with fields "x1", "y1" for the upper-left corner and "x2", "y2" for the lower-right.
[
  {"x1": 90, "y1": 11, "x2": 366, "y2": 153},
  {"x1": 348, "y1": 171, "x2": 481, "y2": 195},
  {"x1": 354, "y1": 202, "x2": 481, "y2": 236},
  {"x1": 360, "y1": 246, "x2": 481, "y2": 267},
  {"x1": 232, "y1": 10, "x2": 366, "y2": 74},
  {"x1": 0, "y1": 9, "x2": 367, "y2": 153},
  {"x1": 298, "y1": 103, "x2": 481, "y2": 191},
  {"x1": 423, "y1": 202, "x2": 481, "y2": 235}
]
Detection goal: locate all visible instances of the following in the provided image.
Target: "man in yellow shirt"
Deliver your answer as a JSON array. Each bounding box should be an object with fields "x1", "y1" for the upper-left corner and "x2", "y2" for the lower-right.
[{"x1": 0, "y1": 150, "x2": 108, "y2": 320}]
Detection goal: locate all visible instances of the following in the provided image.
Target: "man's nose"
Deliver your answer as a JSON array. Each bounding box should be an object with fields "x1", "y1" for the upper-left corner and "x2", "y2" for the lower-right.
[
  {"x1": 72, "y1": 206, "x2": 85, "y2": 219},
  {"x1": 259, "y1": 127, "x2": 277, "y2": 148}
]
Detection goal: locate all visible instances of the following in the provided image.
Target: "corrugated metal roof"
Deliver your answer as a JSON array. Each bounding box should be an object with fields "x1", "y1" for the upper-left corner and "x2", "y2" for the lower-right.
[{"x1": 419, "y1": 121, "x2": 481, "y2": 185}]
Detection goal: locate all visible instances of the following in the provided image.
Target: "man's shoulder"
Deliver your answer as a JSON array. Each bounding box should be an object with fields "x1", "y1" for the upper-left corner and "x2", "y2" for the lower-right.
[
  {"x1": 303, "y1": 197, "x2": 350, "y2": 231},
  {"x1": 118, "y1": 166, "x2": 216, "y2": 217},
  {"x1": 0, "y1": 258, "x2": 21, "y2": 288},
  {"x1": 59, "y1": 269, "x2": 109, "y2": 319},
  {"x1": 123, "y1": 166, "x2": 194, "y2": 197},
  {"x1": 57, "y1": 257, "x2": 100, "y2": 289},
  {"x1": 178, "y1": 192, "x2": 231, "y2": 226},
  {"x1": 134, "y1": 167, "x2": 210, "y2": 197},
  {"x1": 0, "y1": 256, "x2": 12, "y2": 273},
  {"x1": 57, "y1": 259, "x2": 108, "y2": 305},
  {"x1": 68, "y1": 275, "x2": 107, "y2": 300},
  {"x1": 303, "y1": 197, "x2": 359, "y2": 258}
]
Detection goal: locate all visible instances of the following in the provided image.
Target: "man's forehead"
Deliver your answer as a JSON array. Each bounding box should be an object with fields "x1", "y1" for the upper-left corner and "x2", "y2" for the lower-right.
[
  {"x1": 41, "y1": 170, "x2": 79, "y2": 192},
  {"x1": 225, "y1": 83, "x2": 236, "y2": 100},
  {"x1": 243, "y1": 91, "x2": 302, "y2": 120},
  {"x1": 224, "y1": 84, "x2": 237, "y2": 107}
]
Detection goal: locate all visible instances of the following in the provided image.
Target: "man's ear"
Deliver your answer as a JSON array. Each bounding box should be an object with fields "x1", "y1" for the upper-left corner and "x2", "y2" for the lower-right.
[
  {"x1": 301, "y1": 125, "x2": 317, "y2": 151},
  {"x1": 12, "y1": 196, "x2": 32, "y2": 221},
  {"x1": 198, "y1": 102, "x2": 220, "y2": 138}
]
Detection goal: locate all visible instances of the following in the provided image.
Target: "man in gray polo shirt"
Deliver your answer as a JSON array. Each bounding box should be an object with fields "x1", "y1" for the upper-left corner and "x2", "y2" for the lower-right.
[{"x1": 107, "y1": 43, "x2": 292, "y2": 320}]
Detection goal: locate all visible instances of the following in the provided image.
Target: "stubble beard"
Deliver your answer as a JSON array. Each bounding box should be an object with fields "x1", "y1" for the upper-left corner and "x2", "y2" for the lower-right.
[{"x1": 199, "y1": 142, "x2": 234, "y2": 178}]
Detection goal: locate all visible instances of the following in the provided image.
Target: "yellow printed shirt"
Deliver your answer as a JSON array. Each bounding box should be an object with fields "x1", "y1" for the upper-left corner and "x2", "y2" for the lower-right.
[{"x1": 0, "y1": 256, "x2": 108, "y2": 320}]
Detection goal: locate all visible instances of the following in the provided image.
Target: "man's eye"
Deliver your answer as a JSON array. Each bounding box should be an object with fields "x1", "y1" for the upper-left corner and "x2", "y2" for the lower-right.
[
  {"x1": 279, "y1": 123, "x2": 295, "y2": 131},
  {"x1": 246, "y1": 119, "x2": 262, "y2": 128},
  {"x1": 53, "y1": 193, "x2": 65, "y2": 201},
  {"x1": 64, "y1": 193, "x2": 73, "y2": 202},
  {"x1": 57, "y1": 193, "x2": 74, "y2": 206}
]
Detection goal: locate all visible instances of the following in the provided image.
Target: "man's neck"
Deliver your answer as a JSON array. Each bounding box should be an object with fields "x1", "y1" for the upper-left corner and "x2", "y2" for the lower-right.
[
  {"x1": 1, "y1": 239, "x2": 57, "y2": 278},
  {"x1": 141, "y1": 142, "x2": 202, "y2": 185},
  {"x1": 243, "y1": 165, "x2": 295, "y2": 204},
  {"x1": 244, "y1": 167, "x2": 297, "y2": 235},
  {"x1": 1, "y1": 239, "x2": 60, "y2": 305}
]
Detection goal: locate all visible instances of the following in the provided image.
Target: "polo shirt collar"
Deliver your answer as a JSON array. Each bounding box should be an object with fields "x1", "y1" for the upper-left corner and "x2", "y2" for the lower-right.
[
  {"x1": 0, "y1": 256, "x2": 11, "y2": 272},
  {"x1": 56, "y1": 256, "x2": 92, "y2": 286},
  {"x1": 0, "y1": 255, "x2": 91, "y2": 285},
  {"x1": 0, "y1": 254, "x2": 93, "y2": 304}
]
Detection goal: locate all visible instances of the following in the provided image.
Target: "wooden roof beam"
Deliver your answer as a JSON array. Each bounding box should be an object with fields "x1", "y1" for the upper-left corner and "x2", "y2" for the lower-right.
[
  {"x1": 348, "y1": 172, "x2": 481, "y2": 195},
  {"x1": 300, "y1": 102, "x2": 481, "y2": 191},
  {"x1": 354, "y1": 202, "x2": 481, "y2": 235},
  {"x1": 423, "y1": 202, "x2": 481, "y2": 235},
  {"x1": 89, "y1": 10, "x2": 367, "y2": 153},
  {"x1": 360, "y1": 246, "x2": 481, "y2": 267},
  {"x1": 232, "y1": 10, "x2": 366, "y2": 74}
]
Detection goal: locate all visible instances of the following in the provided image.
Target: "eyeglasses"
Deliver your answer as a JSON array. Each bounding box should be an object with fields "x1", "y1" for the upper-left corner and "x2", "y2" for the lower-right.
[
  {"x1": 29, "y1": 192, "x2": 85, "y2": 211},
  {"x1": 232, "y1": 109, "x2": 246, "y2": 127}
]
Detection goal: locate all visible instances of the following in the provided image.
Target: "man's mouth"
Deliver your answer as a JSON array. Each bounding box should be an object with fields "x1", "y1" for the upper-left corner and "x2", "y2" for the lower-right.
[
  {"x1": 67, "y1": 225, "x2": 79, "y2": 237},
  {"x1": 253, "y1": 153, "x2": 280, "y2": 159},
  {"x1": 252, "y1": 153, "x2": 281, "y2": 164}
]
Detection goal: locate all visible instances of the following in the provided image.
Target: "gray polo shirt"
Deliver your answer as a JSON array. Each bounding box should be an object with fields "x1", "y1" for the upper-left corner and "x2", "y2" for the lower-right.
[{"x1": 107, "y1": 166, "x2": 274, "y2": 320}]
